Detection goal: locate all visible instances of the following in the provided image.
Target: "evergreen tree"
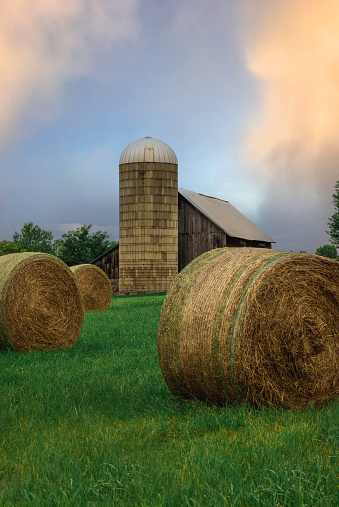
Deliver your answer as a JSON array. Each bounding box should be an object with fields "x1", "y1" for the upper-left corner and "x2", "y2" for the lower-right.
[
  {"x1": 315, "y1": 244, "x2": 337, "y2": 259},
  {"x1": 327, "y1": 179, "x2": 339, "y2": 246}
]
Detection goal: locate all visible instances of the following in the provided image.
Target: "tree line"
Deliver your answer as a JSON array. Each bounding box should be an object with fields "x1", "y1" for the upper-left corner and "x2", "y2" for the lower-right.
[{"x1": 0, "y1": 223, "x2": 118, "y2": 266}]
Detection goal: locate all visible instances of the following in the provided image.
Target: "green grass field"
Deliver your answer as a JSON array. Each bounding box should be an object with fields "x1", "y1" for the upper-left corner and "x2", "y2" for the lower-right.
[{"x1": 0, "y1": 294, "x2": 337, "y2": 505}]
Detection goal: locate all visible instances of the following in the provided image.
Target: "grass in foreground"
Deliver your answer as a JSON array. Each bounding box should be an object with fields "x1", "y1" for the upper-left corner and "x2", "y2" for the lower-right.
[{"x1": 0, "y1": 293, "x2": 337, "y2": 506}]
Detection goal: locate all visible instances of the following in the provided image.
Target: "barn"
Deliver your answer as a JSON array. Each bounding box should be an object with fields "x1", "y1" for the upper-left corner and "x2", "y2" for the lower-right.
[
  {"x1": 178, "y1": 188, "x2": 273, "y2": 270},
  {"x1": 91, "y1": 137, "x2": 274, "y2": 295}
]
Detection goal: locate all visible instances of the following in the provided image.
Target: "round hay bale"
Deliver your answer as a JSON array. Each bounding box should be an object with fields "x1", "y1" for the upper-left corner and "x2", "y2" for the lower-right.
[
  {"x1": 70, "y1": 264, "x2": 112, "y2": 311},
  {"x1": 0, "y1": 252, "x2": 84, "y2": 352},
  {"x1": 158, "y1": 247, "x2": 339, "y2": 408}
]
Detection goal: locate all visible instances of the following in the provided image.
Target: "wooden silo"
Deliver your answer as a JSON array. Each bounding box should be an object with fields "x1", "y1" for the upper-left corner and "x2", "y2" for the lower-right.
[{"x1": 119, "y1": 137, "x2": 178, "y2": 294}]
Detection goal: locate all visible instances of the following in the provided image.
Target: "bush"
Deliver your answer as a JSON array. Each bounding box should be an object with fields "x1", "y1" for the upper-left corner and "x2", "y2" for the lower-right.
[{"x1": 315, "y1": 244, "x2": 338, "y2": 259}]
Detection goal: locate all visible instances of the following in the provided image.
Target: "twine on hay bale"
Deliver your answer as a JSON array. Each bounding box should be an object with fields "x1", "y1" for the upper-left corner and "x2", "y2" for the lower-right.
[
  {"x1": 70, "y1": 264, "x2": 112, "y2": 311},
  {"x1": 158, "y1": 247, "x2": 339, "y2": 409},
  {"x1": 0, "y1": 252, "x2": 84, "y2": 352}
]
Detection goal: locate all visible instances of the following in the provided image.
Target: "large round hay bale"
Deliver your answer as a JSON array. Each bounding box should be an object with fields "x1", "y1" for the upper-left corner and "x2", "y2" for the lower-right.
[
  {"x1": 70, "y1": 264, "x2": 112, "y2": 311},
  {"x1": 0, "y1": 252, "x2": 84, "y2": 352},
  {"x1": 158, "y1": 247, "x2": 339, "y2": 408}
]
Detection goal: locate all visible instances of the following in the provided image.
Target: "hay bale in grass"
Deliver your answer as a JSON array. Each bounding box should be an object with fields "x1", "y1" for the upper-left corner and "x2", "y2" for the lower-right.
[
  {"x1": 70, "y1": 264, "x2": 112, "y2": 311},
  {"x1": 0, "y1": 252, "x2": 84, "y2": 352},
  {"x1": 158, "y1": 247, "x2": 339, "y2": 408}
]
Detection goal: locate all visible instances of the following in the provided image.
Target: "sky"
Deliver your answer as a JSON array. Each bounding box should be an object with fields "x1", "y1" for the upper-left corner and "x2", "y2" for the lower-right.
[{"x1": 1, "y1": 0, "x2": 338, "y2": 253}]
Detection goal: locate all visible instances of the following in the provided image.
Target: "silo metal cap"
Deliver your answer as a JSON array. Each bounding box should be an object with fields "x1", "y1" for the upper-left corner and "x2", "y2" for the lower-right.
[{"x1": 119, "y1": 137, "x2": 178, "y2": 165}]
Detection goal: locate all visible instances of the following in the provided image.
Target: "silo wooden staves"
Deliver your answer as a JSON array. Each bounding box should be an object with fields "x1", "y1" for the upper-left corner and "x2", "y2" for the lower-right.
[{"x1": 119, "y1": 137, "x2": 178, "y2": 294}]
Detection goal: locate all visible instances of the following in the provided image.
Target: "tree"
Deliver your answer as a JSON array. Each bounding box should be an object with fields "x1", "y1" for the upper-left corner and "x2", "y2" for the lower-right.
[
  {"x1": 0, "y1": 241, "x2": 26, "y2": 256},
  {"x1": 52, "y1": 239, "x2": 64, "y2": 256},
  {"x1": 13, "y1": 222, "x2": 54, "y2": 254},
  {"x1": 57, "y1": 224, "x2": 113, "y2": 266},
  {"x1": 315, "y1": 244, "x2": 337, "y2": 259},
  {"x1": 327, "y1": 179, "x2": 339, "y2": 246}
]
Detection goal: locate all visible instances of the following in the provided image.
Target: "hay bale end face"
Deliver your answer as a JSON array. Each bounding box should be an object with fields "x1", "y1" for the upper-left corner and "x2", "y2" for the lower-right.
[
  {"x1": 0, "y1": 252, "x2": 84, "y2": 352},
  {"x1": 70, "y1": 264, "x2": 112, "y2": 311},
  {"x1": 158, "y1": 247, "x2": 339, "y2": 409}
]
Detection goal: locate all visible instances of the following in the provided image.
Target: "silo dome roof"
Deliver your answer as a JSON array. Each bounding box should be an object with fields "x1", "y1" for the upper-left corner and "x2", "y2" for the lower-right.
[{"x1": 119, "y1": 137, "x2": 178, "y2": 165}]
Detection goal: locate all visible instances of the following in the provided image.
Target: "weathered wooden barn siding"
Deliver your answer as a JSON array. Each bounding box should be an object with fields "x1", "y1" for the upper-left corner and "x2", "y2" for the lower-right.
[
  {"x1": 178, "y1": 194, "x2": 271, "y2": 272},
  {"x1": 91, "y1": 244, "x2": 119, "y2": 294},
  {"x1": 178, "y1": 194, "x2": 227, "y2": 271},
  {"x1": 226, "y1": 236, "x2": 272, "y2": 249}
]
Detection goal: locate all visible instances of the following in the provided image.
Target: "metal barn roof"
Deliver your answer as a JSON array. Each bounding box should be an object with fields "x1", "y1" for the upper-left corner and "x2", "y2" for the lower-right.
[
  {"x1": 119, "y1": 137, "x2": 178, "y2": 165},
  {"x1": 179, "y1": 188, "x2": 275, "y2": 243}
]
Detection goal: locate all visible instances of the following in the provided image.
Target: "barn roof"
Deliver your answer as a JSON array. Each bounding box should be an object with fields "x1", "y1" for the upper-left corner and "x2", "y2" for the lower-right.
[{"x1": 179, "y1": 188, "x2": 275, "y2": 243}]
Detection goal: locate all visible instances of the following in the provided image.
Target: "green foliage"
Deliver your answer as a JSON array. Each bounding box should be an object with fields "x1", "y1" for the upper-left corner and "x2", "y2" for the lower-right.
[
  {"x1": 315, "y1": 244, "x2": 338, "y2": 259},
  {"x1": 13, "y1": 222, "x2": 54, "y2": 254},
  {"x1": 57, "y1": 224, "x2": 112, "y2": 266},
  {"x1": 8, "y1": 222, "x2": 115, "y2": 264},
  {"x1": 52, "y1": 238, "x2": 64, "y2": 256},
  {"x1": 0, "y1": 294, "x2": 337, "y2": 505},
  {"x1": 327, "y1": 179, "x2": 339, "y2": 246},
  {"x1": 0, "y1": 240, "x2": 26, "y2": 256}
]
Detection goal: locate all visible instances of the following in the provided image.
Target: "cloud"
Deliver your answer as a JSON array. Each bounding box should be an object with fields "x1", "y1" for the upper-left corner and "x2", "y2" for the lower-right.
[
  {"x1": 238, "y1": 0, "x2": 339, "y2": 251},
  {"x1": 0, "y1": 0, "x2": 139, "y2": 147}
]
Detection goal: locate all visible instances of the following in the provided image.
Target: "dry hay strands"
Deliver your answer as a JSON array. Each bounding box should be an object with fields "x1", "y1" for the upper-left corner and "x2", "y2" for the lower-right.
[
  {"x1": 158, "y1": 247, "x2": 339, "y2": 409},
  {"x1": 0, "y1": 252, "x2": 84, "y2": 352},
  {"x1": 70, "y1": 264, "x2": 112, "y2": 311}
]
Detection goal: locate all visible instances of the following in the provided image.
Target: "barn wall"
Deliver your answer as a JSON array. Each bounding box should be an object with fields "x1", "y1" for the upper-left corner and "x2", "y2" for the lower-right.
[
  {"x1": 226, "y1": 237, "x2": 272, "y2": 249},
  {"x1": 91, "y1": 244, "x2": 119, "y2": 294},
  {"x1": 178, "y1": 195, "x2": 271, "y2": 272},
  {"x1": 178, "y1": 194, "x2": 227, "y2": 271}
]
